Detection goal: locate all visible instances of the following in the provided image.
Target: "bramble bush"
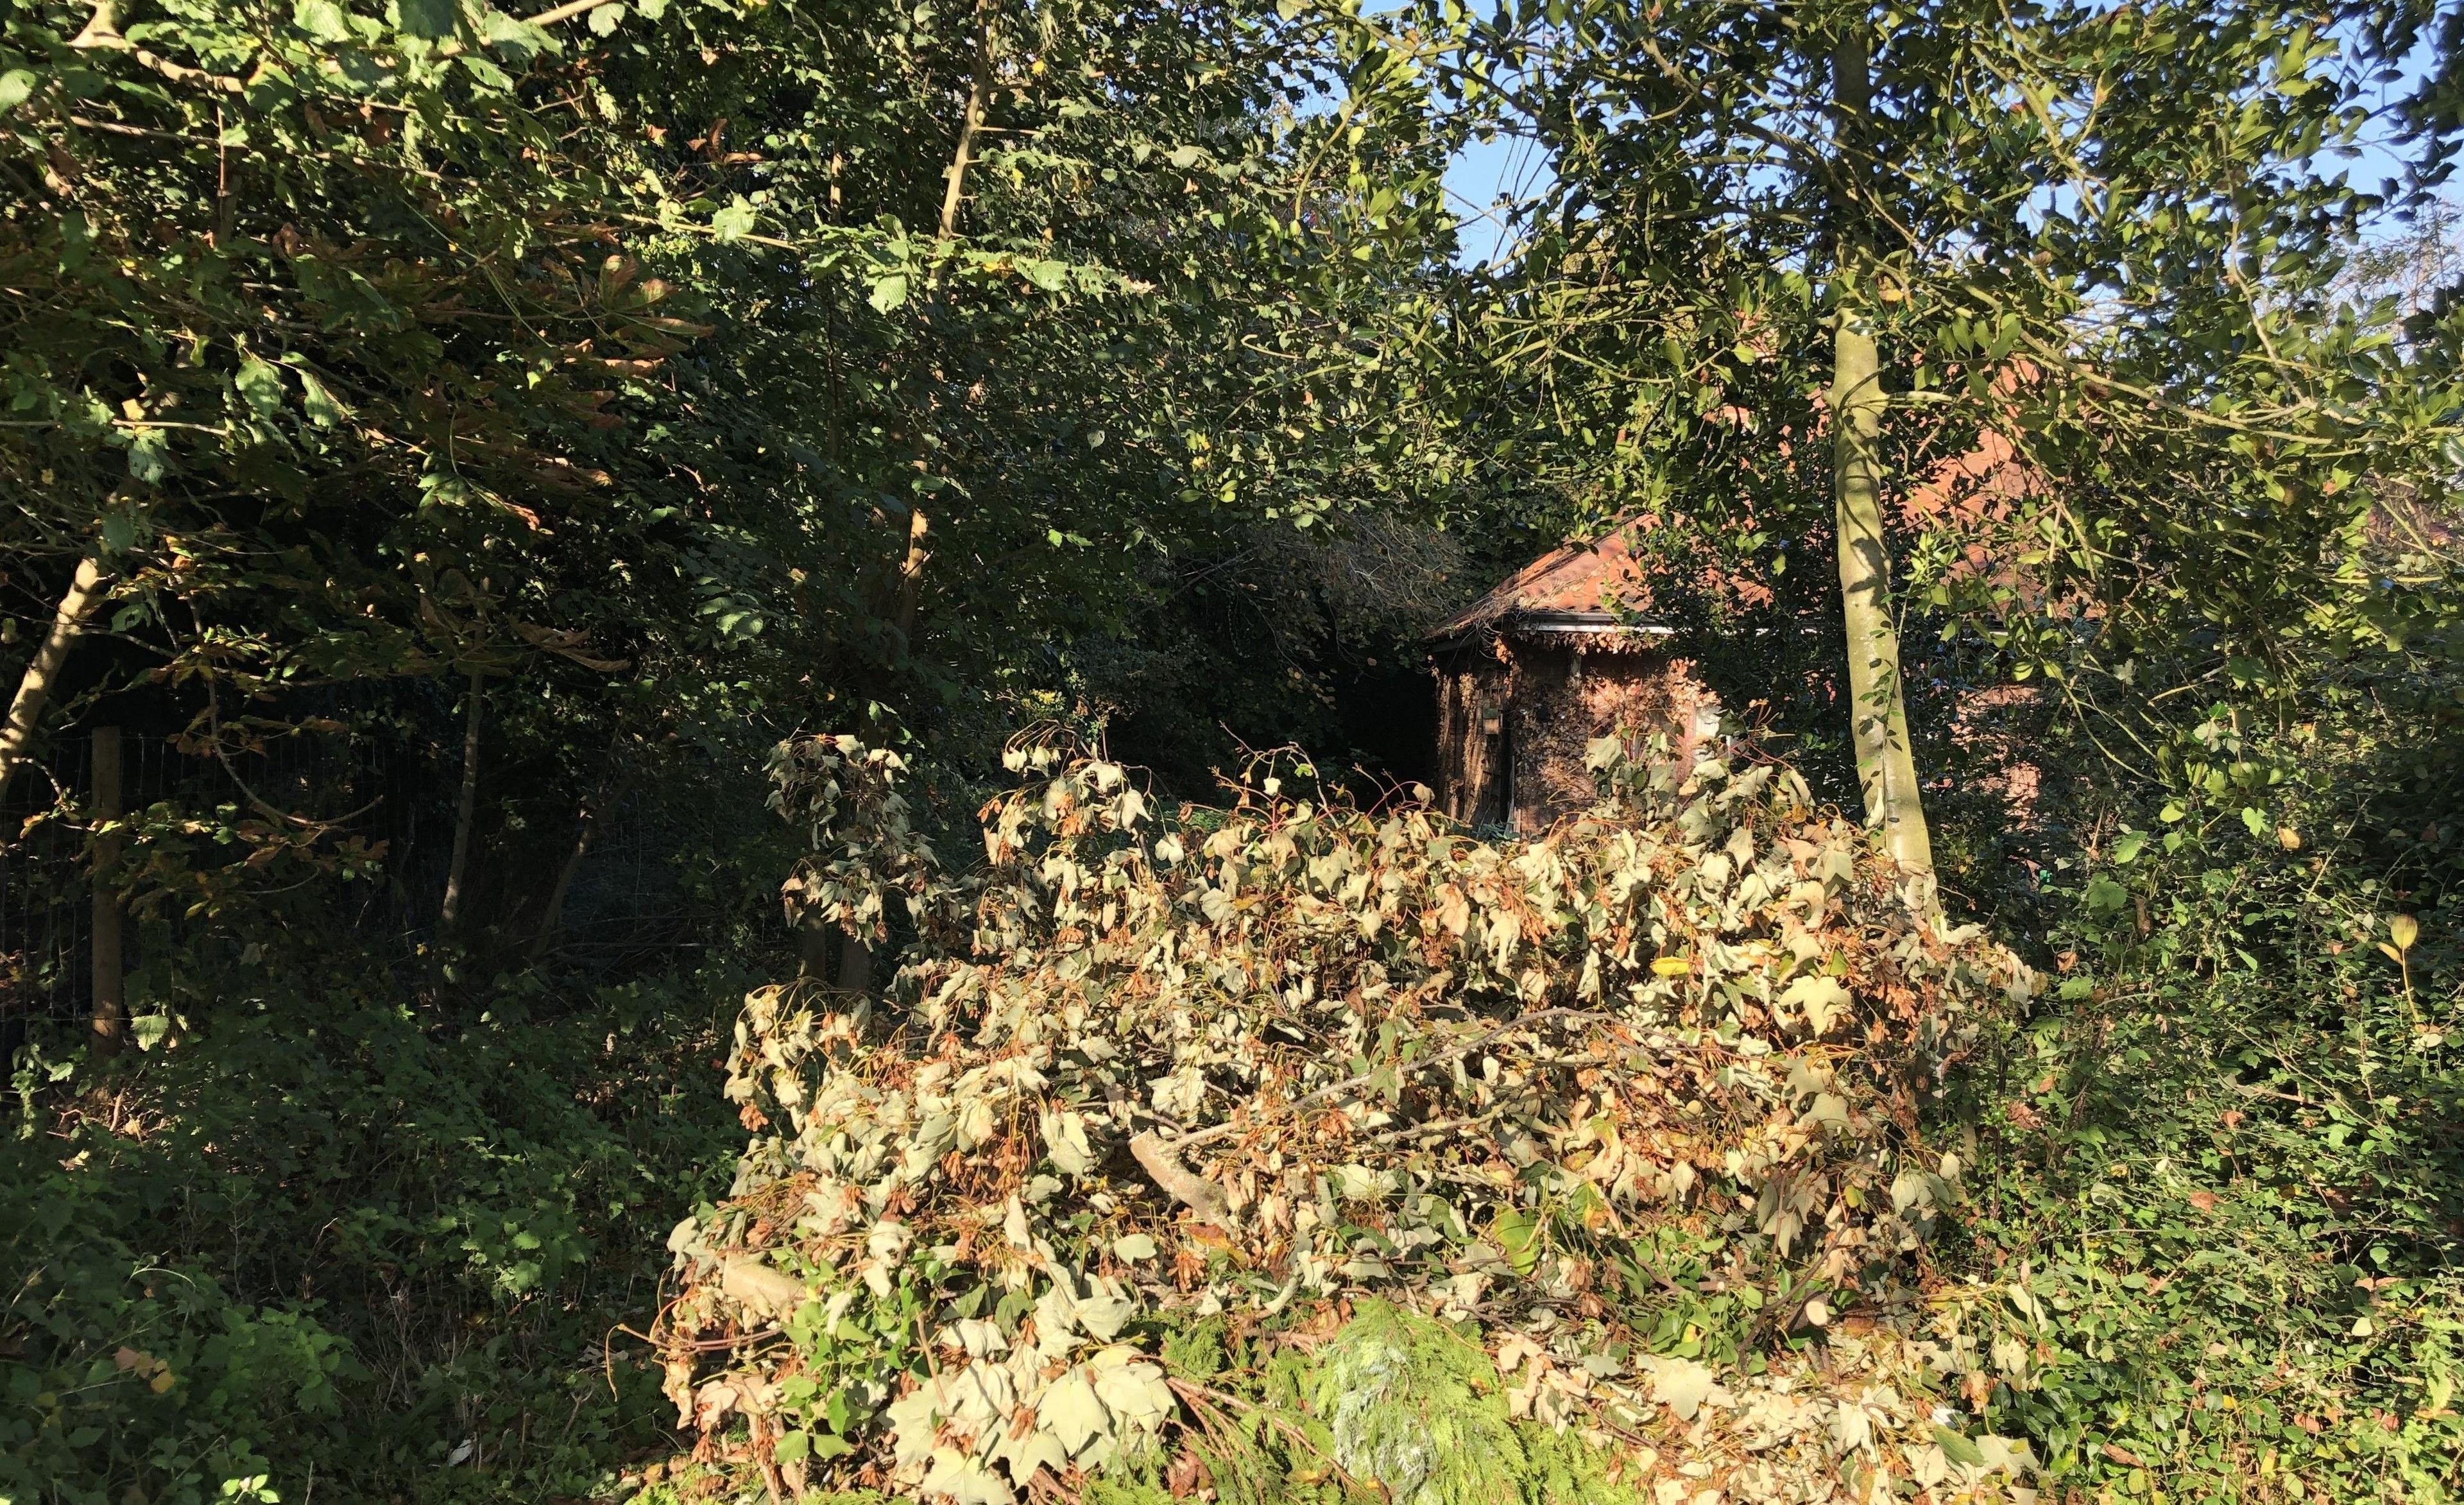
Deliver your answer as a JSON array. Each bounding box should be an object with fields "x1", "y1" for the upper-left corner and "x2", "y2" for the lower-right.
[{"x1": 0, "y1": 957, "x2": 748, "y2": 1505}]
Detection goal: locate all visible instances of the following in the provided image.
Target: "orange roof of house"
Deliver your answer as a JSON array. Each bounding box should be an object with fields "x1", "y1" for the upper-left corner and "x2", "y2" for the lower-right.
[{"x1": 1432, "y1": 528, "x2": 1666, "y2": 644}]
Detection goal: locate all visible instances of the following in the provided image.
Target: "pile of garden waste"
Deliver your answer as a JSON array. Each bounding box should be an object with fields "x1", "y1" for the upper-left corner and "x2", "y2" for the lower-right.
[{"x1": 652, "y1": 735, "x2": 2047, "y2": 1503}]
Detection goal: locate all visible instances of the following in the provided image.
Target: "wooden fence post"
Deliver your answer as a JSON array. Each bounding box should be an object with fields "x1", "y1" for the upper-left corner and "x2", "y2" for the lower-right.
[{"x1": 91, "y1": 725, "x2": 124, "y2": 1056}]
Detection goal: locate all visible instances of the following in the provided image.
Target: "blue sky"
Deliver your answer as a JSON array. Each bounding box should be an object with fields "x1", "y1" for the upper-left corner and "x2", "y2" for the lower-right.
[
  {"x1": 1434, "y1": 28, "x2": 2446, "y2": 271},
  {"x1": 1442, "y1": 127, "x2": 1550, "y2": 268}
]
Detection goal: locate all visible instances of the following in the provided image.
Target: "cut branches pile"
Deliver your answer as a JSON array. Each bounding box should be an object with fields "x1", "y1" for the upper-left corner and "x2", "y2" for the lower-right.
[{"x1": 654, "y1": 734, "x2": 2040, "y2": 1501}]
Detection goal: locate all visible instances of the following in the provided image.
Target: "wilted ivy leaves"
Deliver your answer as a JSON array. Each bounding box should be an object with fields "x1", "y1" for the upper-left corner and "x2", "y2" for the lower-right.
[{"x1": 658, "y1": 734, "x2": 2033, "y2": 1497}]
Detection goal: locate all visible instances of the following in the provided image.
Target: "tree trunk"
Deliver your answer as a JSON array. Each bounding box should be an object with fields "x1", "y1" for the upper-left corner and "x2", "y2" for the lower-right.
[
  {"x1": 837, "y1": 933, "x2": 875, "y2": 993},
  {"x1": 439, "y1": 673, "x2": 483, "y2": 934},
  {"x1": 0, "y1": 554, "x2": 110, "y2": 807},
  {"x1": 526, "y1": 801, "x2": 595, "y2": 963},
  {"x1": 798, "y1": 919, "x2": 835, "y2": 981},
  {"x1": 90, "y1": 725, "x2": 125, "y2": 1056},
  {"x1": 901, "y1": 0, "x2": 983, "y2": 660},
  {"x1": 936, "y1": 0, "x2": 993, "y2": 244},
  {"x1": 894, "y1": 506, "x2": 931, "y2": 651},
  {"x1": 1829, "y1": 31, "x2": 1933, "y2": 879}
]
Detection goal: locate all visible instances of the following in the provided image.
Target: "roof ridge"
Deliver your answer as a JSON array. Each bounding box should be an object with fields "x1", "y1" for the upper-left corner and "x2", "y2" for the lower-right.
[{"x1": 1431, "y1": 522, "x2": 1661, "y2": 641}]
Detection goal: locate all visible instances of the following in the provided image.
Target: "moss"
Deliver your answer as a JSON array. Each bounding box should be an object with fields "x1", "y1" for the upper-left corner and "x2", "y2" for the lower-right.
[{"x1": 1301, "y1": 1302, "x2": 1639, "y2": 1505}]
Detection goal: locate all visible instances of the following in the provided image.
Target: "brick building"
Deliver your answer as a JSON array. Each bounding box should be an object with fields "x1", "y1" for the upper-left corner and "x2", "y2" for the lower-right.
[{"x1": 1428, "y1": 531, "x2": 1718, "y2": 830}]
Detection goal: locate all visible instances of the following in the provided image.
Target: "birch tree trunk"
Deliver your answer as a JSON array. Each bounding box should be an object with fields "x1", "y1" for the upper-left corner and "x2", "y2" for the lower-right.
[
  {"x1": 0, "y1": 554, "x2": 110, "y2": 806},
  {"x1": 1830, "y1": 30, "x2": 1934, "y2": 879}
]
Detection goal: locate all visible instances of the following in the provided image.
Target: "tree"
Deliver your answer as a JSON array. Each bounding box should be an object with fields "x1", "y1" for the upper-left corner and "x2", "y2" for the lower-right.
[
  {"x1": 0, "y1": 0, "x2": 1461, "y2": 959},
  {"x1": 1825, "y1": 22, "x2": 1930, "y2": 874},
  {"x1": 1419, "y1": 0, "x2": 2449, "y2": 868}
]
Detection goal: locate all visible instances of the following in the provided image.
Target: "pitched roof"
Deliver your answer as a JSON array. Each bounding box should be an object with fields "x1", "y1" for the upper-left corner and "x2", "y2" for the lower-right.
[{"x1": 1430, "y1": 528, "x2": 1670, "y2": 647}]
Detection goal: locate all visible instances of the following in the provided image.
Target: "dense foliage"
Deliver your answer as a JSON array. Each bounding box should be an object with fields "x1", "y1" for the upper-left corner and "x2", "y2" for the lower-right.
[{"x1": 1, "y1": 0, "x2": 2460, "y2": 1502}]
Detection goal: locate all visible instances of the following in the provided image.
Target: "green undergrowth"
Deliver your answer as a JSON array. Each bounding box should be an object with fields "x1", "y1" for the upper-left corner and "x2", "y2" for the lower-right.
[
  {"x1": 1952, "y1": 959, "x2": 2464, "y2": 1503},
  {"x1": 1941, "y1": 710, "x2": 2464, "y2": 1502},
  {"x1": 628, "y1": 1303, "x2": 1643, "y2": 1505},
  {"x1": 0, "y1": 958, "x2": 750, "y2": 1505}
]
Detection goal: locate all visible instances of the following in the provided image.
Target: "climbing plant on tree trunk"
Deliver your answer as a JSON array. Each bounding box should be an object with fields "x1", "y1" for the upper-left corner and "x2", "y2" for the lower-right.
[{"x1": 1825, "y1": 24, "x2": 1931, "y2": 876}]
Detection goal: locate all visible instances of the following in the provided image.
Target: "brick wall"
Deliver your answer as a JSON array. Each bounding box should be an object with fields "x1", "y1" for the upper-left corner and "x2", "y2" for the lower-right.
[{"x1": 1435, "y1": 637, "x2": 1716, "y2": 830}]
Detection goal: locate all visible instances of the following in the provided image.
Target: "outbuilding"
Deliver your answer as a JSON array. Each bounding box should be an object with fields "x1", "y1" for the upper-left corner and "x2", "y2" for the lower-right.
[{"x1": 1428, "y1": 529, "x2": 1718, "y2": 830}]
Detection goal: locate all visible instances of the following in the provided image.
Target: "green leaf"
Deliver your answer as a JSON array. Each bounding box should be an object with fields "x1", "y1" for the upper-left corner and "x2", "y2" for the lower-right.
[
  {"x1": 2112, "y1": 831, "x2": 2148, "y2": 864},
  {"x1": 711, "y1": 197, "x2": 756, "y2": 241},
  {"x1": 868, "y1": 273, "x2": 911, "y2": 313},
  {"x1": 237, "y1": 354, "x2": 287, "y2": 419},
  {"x1": 295, "y1": 0, "x2": 355, "y2": 42},
  {"x1": 1934, "y1": 1425, "x2": 1987, "y2": 1468},
  {"x1": 126, "y1": 429, "x2": 170, "y2": 485},
  {"x1": 1016, "y1": 258, "x2": 1070, "y2": 291},
  {"x1": 298, "y1": 371, "x2": 347, "y2": 427},
  {"x1": 1493, "y1": 1208, "x2": 1541, "y2": 1275},
  {"x1": 2240, "y1": 806, "x2": 2268, "y2": 839},
  {"x1": 395, "y1": 0, "x2": 456, "y2": 39},
  {"x1": 478, "y1": 8, "x2": 551, "y2": 57},
  {"x1": 587, "y1": 1, "x2": 627, "y2": 37},
  {"x1": 773, "y1": 1429, "x2": 810, "y2": 1466},
  {"x1": 0, "y1": 69, "x2": 37, "y2": 117}
]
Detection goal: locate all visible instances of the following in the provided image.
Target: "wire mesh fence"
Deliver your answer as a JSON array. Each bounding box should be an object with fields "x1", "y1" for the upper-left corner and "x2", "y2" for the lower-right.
[
  {"x1": 3, "y1": 688, "x2": 765, "y2": 1043},
  {"x1": 3, "y1": 733, "x2": 100, "y2": 1035}
]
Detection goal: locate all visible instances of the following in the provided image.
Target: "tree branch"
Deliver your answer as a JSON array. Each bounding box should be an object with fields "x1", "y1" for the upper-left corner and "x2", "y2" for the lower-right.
[
  {"x1": 0, "y1": 554, "x2": 111, "y2": 807},
  {"x1": 936, "y1": 0, "x2": 995, "y2": 246}
]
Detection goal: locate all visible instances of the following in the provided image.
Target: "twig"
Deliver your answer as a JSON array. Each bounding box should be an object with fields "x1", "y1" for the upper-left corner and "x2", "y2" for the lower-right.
[
  {"x1": 1164, "y1": 1006, "x2": 1615, "y2": 1153},
  {"x1": 1128, "y1": 1006, "x2": 1613, "y2": 1224},
  {"x1": 202, "y1": 684, "x2": 381, "y2": 832},
  {"x1": 525, "y1": 0, "x2": 623, "y2": 26},
  {"x1": 67, "y1": 1, "x2": 246, "y2": 94},
  {"x1": 1129, "y1": 1130, "x2": 1231, "y2": 1222}
]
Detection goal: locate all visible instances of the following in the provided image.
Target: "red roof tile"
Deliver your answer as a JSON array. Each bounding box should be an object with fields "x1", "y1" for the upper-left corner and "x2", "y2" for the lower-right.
[{"x1": 1433, "y1": 528, "x2": 1657, "y2": 639}]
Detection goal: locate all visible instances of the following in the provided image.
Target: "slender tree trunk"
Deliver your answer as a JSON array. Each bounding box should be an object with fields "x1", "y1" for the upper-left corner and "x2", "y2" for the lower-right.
[
  {"x1": 798, "y1": 919, "x2": 835, "y2": 981},
  {"x1": 936, "y1": 0, "x2": 993, "y2": 244},
  {"x1": 527, "y1": 802, "x2": 595, "y2": 963},
  {"x1": 894, "y1": 507, "x2": 931, "y2": 649},
  {"x1": 1829, "y1": 31, "x2": 1933, "y2": 879},
  {"x1": 439, "y1": 673, "x2": 483, "y2": 934},
  {"x1": 0, "y1": 554, "x2": 110, "y2": 806},
  {"x1": 90, "y1": 725, "x2": 125, "y2": 1056},
  {"x1": 898, "y1": 0, "x2": 986, "y2": 671},
  {"x1": 857, "y1": 496, "x2": 936, "y2": 993},
  {"x1": 836, "y1": 932, "x2": 875, "y2": 993}
]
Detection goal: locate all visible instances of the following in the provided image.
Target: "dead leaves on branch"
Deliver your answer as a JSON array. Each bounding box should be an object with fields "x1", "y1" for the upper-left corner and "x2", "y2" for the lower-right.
[{"x1": 657, "y1": 734, "x2": 2039, "y2": 1501}]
